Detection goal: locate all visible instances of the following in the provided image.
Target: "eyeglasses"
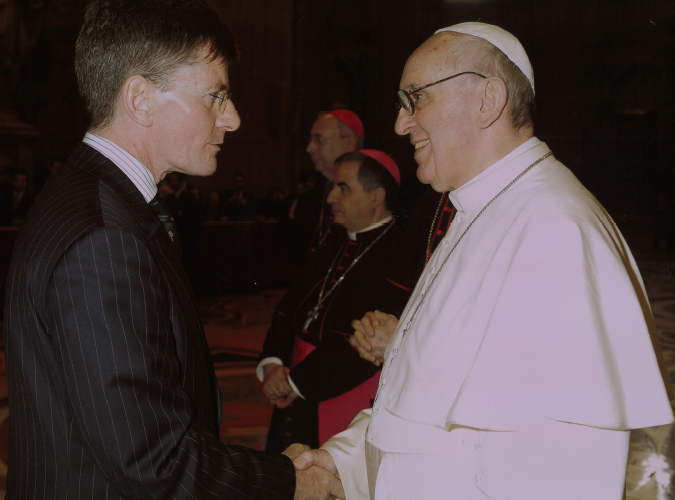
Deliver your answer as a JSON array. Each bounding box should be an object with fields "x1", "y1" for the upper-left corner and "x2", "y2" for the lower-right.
[
  {"x1": 397, "y1": 71, "x2": 486, "y2": 115},
  {"x1": 152, "y1": 75, "x2": 232, "y2": 113}
]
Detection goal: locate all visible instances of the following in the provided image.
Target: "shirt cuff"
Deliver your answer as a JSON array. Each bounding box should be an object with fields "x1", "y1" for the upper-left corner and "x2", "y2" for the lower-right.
[
  {"x1": 256, "y1": 357, "x2": 284, "y2": 382},
  {"x1": 287, "y1": 375, "x2": 305, "y2": 400}
]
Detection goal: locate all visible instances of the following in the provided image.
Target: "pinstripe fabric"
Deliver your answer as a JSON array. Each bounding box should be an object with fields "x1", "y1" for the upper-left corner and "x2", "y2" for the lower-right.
[{"x1": 4, "y1": 143, "x2": 296, "y2": 499}]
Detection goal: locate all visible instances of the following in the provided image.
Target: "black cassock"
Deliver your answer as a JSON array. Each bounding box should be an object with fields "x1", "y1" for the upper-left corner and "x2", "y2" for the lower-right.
[{"x1": 260, "y1": 221, "x2": 416, "y2": 450}]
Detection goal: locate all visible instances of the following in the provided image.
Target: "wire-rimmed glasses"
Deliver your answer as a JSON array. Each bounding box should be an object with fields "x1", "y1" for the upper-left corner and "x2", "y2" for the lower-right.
[
  {"x1": 397, "y1": 71, "x2": 486, "y2": 115},
  {"x1": 152, "y1": 75, "x2": 231, "y2": 113}
]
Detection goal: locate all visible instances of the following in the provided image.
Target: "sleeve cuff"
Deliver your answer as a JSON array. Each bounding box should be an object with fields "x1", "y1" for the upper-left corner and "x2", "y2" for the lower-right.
[
  {"x1": 287, "y1": 375, "x2": 305, "y2": 400},
  {"x1": 256, "y1": 357, "x2": 284, "y2": 382}
]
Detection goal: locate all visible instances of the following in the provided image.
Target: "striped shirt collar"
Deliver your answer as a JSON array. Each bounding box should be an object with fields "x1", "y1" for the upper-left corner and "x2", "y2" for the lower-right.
[{"x1": 83, "y1": 132, "x2": 157, "y2": 203}]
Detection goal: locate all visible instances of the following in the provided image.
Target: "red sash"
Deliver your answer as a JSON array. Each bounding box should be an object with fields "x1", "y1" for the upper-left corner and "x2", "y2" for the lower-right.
[{"x1": 292, "y1": 337, "x2": 380, "y2": 446}]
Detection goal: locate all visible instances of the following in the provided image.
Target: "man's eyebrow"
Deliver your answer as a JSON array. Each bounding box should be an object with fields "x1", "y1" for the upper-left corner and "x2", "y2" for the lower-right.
[
  {"x1": 337, "y1": 181, "x2": 350, "y2": 189},
  {"x1": 211, "y1": 83, "x2": 230, "y2": 93}
]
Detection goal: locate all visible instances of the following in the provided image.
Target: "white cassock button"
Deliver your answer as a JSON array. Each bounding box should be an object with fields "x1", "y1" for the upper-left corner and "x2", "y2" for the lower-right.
[
  {"x1": 382, "y1": 376, "x2": 388, "y2": 385},
  {"x1": 430, "y1": 266, "x2": 437, "y2": 275},
  {"x1": 373, "y1": 404, "x2": 379, "y2": 413},
  {"x1": 442, "y1": 238, "x2": 450, "y2": 247}
]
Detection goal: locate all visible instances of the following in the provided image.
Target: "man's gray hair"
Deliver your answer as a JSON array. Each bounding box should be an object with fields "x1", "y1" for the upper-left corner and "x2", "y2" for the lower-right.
[{"x1": 452, "y1": 34, "x2": 535, "y2": 131}]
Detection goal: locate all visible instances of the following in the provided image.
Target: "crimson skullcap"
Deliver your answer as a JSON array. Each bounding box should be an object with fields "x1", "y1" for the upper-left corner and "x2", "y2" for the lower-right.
[
  {"x1": 359, "y1": 149, "x2": 400, "y2": 185},
  {"x1": 328, "y1": 109, "x2": 365, "y2": 139}
]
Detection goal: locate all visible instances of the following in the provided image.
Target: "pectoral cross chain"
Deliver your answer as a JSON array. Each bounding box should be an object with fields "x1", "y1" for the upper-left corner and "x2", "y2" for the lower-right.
[{"x1": 303, "y1": 306, "x2": 320, "y2": 331}]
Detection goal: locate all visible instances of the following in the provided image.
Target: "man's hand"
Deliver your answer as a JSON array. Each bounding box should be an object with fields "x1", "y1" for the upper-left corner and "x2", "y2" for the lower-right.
[
  {"x1": 262, "y1": 364, "x2": 293, "y2": 401},
  {"x1": 294, "y1": 466, "x2": 344, "y2": 500},
  {"x1": 282, "y1": 443, "x2": 310, "y2": 461},
  {"x1": 274, "y1": 389, "x2": 299, "y2": 409},
  {"x1": 350, "y1": 310, "x2": 399, "y2": 366},
  {"x1": 293, "y1": 449, "x2": 344, "y2": 499}
]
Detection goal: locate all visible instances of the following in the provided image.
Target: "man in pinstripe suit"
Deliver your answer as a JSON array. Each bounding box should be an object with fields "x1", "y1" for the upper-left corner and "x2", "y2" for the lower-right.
[{"x1": 3, "y1": 1, "x2": 342, "y2": 498}]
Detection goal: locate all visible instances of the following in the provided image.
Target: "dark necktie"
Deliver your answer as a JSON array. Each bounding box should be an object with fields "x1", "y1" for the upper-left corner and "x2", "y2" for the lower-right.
[{"x1": 149, "y1": 193, "x2": 180, "y2": 248}]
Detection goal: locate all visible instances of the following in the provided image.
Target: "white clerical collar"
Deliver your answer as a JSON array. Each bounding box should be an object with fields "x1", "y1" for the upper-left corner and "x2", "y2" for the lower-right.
[
  {"x1": 83, "y1": 132, "x2": 158, "y2": 203},
  {"x1": 449, "y1": 137, "x2": 552, "y2": 214},
  {"x1": 347, "y1": 215, "x2": 393, "y2": 241}
]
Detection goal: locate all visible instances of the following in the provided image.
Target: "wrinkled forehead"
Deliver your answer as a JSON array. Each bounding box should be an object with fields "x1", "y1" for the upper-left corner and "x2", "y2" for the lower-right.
[
  {"x1": 311, "y1": 114, "x2": 340, "y2": 136},
  {"x1": 400, "y1": 33, "x2": 462, "y2": 89}
]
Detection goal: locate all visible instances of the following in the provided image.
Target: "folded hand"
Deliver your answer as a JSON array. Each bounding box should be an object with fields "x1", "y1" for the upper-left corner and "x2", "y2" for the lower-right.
[{"x1": 350, "y1": 310, "x2": 398, "y2": 366}]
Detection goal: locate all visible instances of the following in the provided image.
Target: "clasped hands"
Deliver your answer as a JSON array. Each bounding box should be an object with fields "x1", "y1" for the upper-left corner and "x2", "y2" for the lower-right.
[
  {"x1": 350, "y1": 310, "x2": 399, "y2": 366},
  {"x1": 262, "y1": 364, "x2": 299, "y2": 408},
  {"x1": 283, "y1": 443, "x2": 344, "y2": 500}
]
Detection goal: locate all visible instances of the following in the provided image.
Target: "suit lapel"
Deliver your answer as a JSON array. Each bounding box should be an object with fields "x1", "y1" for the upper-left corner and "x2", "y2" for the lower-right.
[
  {"x1": 69, "y1": 143, "x2": 190, "y2": 290},
  {"x1": 69, "y1": 142, "x2": 221, "y2": 430}
]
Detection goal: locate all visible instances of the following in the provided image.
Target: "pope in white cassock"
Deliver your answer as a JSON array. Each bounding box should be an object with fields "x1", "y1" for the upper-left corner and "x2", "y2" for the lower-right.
[{"x1": 292, "y1": 22, "x2": 675, "y2": 500}]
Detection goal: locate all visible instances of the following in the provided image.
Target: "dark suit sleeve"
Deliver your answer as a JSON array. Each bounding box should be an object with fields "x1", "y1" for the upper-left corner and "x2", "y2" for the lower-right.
[{"x1": 45, "y1": 227, "x2": 295, "y2": 500}]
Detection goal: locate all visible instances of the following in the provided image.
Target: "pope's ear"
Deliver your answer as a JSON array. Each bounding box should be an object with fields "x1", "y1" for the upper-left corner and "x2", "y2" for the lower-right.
[
  {"x1": 121, "y1": 75, "x2": 154, "y2": 127},
  {"x1": 476, "y1": 76, "x2": 508, "y2": 129}
]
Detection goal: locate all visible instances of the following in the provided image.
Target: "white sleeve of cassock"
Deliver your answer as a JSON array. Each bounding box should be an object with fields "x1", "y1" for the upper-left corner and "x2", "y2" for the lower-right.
[{"x1": 321, "y1": 409, "x2": 372, "y2": 500}]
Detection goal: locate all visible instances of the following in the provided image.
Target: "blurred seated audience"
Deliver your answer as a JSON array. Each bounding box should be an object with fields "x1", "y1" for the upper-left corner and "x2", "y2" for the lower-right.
[
  {"x1": 0, "y1": 169, "x2": 34, "y2": 225},
  {"x1": 204, "y1": 190, "x2": 221, "y2": 221},
  {"x1": 220, "y1": 172, "x2": 256, "y2": 221},
  {"x1": 258, "y1": 187, "x2": 289, "y2": 223}
]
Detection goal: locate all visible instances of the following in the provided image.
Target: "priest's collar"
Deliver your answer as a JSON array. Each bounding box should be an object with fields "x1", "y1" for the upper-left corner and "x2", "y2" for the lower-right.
[
  {"x1": 449, "y1": 137, "x2": 550, "y2": 214},
  {"x1": 347, "y1": 215, "x2": 393, "y2": 241}
]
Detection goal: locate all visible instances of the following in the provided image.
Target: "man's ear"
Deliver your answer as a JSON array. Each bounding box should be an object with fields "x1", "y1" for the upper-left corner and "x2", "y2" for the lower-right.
[
  {"x1": 476, "y1": 77, "x2": 508, "y2": 129},
  {"x1": 121, "y1": 75, "x2": 154, "y2": 127},
  {"x1": 341, "y1": 134, "x2": 359, "y2": 153},
  {"x1": 371, "y1": 186, "x2": 386, "y2": 208}
]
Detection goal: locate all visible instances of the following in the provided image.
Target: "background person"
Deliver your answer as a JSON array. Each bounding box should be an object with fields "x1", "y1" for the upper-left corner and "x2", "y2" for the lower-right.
[{"x1": 258, "y1": 150, "x2": 415, "y2": 453}]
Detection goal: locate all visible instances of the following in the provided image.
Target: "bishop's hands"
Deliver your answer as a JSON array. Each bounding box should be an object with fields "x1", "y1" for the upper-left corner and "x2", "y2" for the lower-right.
[
  {"x1": 350, "y1": 310, "x2": 399, "y2": 367},
  {"x1": 262, "y1": 364, "x2": 299, "y2": 408},
  {"x1": 287, "y1": 445, "x2": 345, "y2": 500}
]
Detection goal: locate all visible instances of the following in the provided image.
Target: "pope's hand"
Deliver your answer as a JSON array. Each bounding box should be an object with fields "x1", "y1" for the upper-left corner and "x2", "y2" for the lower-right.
[
  {"x1": 350, "y1": 310, "x2": 398, "y2": 366},
  {"x1": 262, "y1": 364, "x2": 293, "y2": 402},
  {"x1": 293, "y1": 449, "x2": 344, "y2": 499}
]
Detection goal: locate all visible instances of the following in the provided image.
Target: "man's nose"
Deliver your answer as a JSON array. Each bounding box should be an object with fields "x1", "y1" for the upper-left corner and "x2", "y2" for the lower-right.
[
  {"x1": 218, "y1": 99, "x2": 241, "y2": 131},
  {"x1": 306, "y1": 139, "x2": 316, "y2": 154},
  {"x1": 326, "y1": 187, "x2": 338, "y2": 204},
  {"x1": 394, "y1": 107, "x2": 415, "y2": 136}
]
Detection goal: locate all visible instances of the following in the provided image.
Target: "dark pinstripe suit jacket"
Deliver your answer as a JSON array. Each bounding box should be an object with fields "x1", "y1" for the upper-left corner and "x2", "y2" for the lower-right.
[{"x1": 4, "y1": 143, "x2": 296, "y2": 499}]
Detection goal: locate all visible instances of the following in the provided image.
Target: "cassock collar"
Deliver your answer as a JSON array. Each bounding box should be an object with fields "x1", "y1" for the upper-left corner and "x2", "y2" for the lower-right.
[
  {"x1": 449, "y1": 137, "x2": 550, "y2": 214},
  {"x1": 347, "y1": 215, "x2": 393, "y2": 241}
]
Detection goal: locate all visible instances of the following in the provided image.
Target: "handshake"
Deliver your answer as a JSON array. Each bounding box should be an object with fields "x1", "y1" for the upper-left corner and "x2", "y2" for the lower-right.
[
  {"x1": 282, "y1": 443, "x2": 344, "y2": 500},
  {"x1": 268, "y1": 311, "x2": 399, "y2": 499}
]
